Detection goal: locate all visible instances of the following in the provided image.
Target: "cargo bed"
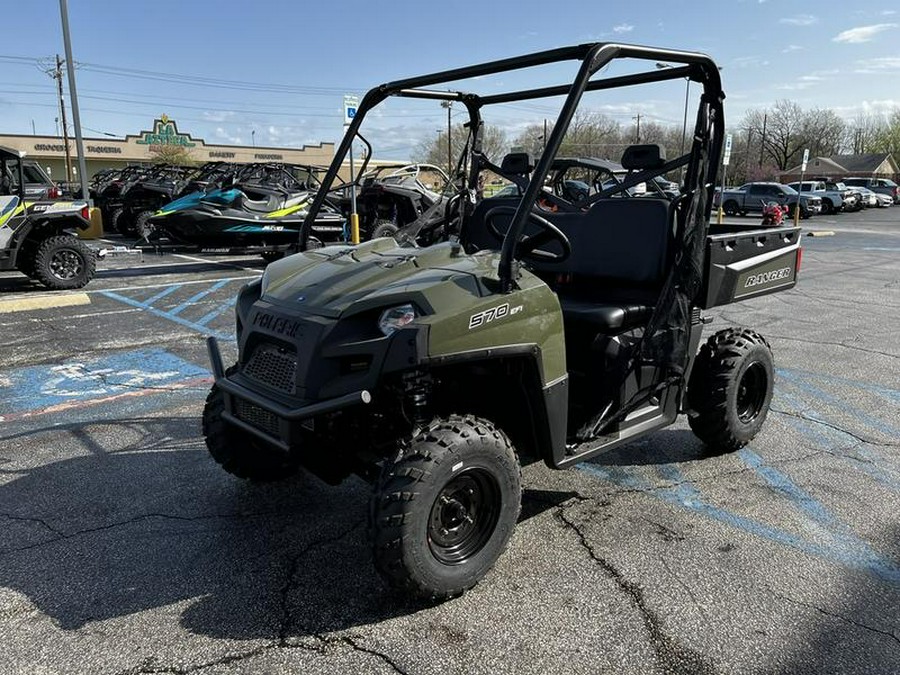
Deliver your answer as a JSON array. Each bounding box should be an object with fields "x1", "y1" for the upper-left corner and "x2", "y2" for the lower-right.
[{"x1": 700, "y1": 225, "x2": 801, "y2": 308}]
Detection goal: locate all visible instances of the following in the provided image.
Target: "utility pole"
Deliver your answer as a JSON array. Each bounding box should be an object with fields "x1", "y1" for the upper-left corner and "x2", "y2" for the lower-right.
[
  {"x1": 60, "y1": 0, "x2": 89, "y2": 200},
  {"x1": 758, "y1": 113, "x2": 767, "y2": 168},
  {"x1": 51, "y1": 54, "x2": 73, "y2": 182},
  {"x1": 633, "y1": 114, "x2": 642, "y2": 144}
]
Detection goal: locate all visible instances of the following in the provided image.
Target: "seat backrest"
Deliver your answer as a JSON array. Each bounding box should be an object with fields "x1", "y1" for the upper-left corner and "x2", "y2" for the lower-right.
[
  {"x1": 570, "y1": 198, "x2": 673, "y2": 286},
  {"x1": 462, "y1": 195, "x2": 674, "y2": 291}
]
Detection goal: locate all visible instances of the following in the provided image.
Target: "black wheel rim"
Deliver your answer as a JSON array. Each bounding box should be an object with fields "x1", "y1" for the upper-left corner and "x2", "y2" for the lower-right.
[
  {"x1": 428, "y1": 468, "x2": 501, "y2": 565},
  {"x1": 736, "y1": 361, "x2": 768, "y2": 424},
  {"x1": 49, "y1": 249, "x2": 83, "y2": 280}
]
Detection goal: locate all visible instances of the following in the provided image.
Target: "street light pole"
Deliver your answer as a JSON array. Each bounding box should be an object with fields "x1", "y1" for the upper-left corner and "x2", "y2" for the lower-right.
[{"x1": 441, "y1": 100, "x2": 452, "y2": 177}]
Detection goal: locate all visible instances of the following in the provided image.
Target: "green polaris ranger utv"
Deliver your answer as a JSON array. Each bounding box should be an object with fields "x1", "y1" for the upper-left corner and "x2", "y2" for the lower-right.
[
  {"x1": 1, "y1": 146, "x2": 96, "y2": 290},
  {"x1": 203, "y1": 43, "x2": 802, "y2": 599}
]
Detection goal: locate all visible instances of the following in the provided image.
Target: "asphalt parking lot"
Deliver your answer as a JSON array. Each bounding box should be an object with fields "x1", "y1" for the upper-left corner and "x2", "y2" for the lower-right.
[{"x1": 1, "y1": 207, "x2": 898, "y2": 675}]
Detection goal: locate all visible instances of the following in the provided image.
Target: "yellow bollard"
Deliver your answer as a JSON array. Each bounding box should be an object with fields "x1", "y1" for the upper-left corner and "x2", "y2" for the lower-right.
[
  {"x1": 350, "y1": 213, "x2": 360, "y2": 244},
  {"x1": 717, "y1": 205, "x2": 724, "y2": 225},
  {"x1": 78, "y1": 207, "x2": 104, "y2": 239}
]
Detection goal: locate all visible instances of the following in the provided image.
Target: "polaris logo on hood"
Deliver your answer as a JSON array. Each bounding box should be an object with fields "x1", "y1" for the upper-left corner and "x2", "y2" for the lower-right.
[
  {"x1": 252, "y1": 311, "x2": 302, "y2": 338},
  {"x1": 744, "y1": 267, "x2": 792, "y2": 288}
]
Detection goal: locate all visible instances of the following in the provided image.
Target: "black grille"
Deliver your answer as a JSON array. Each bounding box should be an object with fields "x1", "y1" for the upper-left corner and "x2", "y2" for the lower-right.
[
  {"x1": 233, "y1": 399, "x2": 280, "y2": 436},
  {"x1": 243, "y1": 343, "x2": 297, "y2": 393}
]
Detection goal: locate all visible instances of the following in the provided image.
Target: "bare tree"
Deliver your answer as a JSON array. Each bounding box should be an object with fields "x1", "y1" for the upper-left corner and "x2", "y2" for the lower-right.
[{"x1": 412, "y1": 123, "x2": 508, "y2": 172}]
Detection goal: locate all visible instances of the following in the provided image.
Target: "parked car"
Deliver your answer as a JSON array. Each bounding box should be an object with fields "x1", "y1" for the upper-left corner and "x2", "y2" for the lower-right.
[
  {"x1": 842, "y1": 177, "x2": 900, "y2": 204},
  {"x1": 818, "y1": 180, "x2": 862, "y2": 212},
  {"x1": 786, "y1": 180, "x2": 844, "y2": 214},
  {"x1": 854, "y1": 186, "x2": 879, "y2": 208},
  {"x1": 717, "y1": 182, "x2": 821, "y2": 219}
]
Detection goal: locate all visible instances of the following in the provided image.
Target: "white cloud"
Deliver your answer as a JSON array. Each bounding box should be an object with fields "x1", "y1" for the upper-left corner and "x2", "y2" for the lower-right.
[
  {"x1": 782, "y1": 44, "x2": 803, "y2": 53},
  {"x1": 732, "y1": 56, "x2": 770, "y2": 69},
  {"x1": 853, "y1": 56, "x2": 900, "y2": 73},
  {"x1": 612, "y1": 24, "x2": 634, "y2": 33},
  {"x1": 833, "y1": 23, "x2": 898, "y2": 43},
  {"x1": 780, "y1": 15, "x2": 818, "y2": 26}
]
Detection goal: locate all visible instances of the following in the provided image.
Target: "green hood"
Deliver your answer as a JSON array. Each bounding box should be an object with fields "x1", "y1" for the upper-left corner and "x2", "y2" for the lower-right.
[{"x1": 261, "y1": 239, "x2": 499, "y2": 318}]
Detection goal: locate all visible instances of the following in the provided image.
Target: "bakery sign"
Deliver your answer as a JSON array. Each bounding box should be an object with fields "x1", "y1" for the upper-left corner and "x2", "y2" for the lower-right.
[{"x1": 135, "y1": 115, "x2": 197, "y2": 151}]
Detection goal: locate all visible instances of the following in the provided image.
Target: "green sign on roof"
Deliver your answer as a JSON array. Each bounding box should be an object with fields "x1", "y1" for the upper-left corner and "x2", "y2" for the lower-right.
[{"x1": 135, "y1": 115, "x2": 196, "y2": 148}]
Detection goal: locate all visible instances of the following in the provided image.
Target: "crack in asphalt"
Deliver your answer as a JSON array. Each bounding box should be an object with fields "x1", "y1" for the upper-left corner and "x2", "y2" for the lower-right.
[
  {"x1": 771, "y1": 408, "x2": 900, "y2": 448},
  {"x1": 340, "y1": 635, "x2": 410, "y2": 675},
  {"x1": 0, "y1": 511, "x2": 66, "y2": 536},
  {"x1": 659, "y1": 553, "x2": 709, "y2": 622},
  {"x1": 771, "y1": 590, "x2": 900, "y2": 648},
  {"x1": 277, "y1": 519, "x2": 365, "y2": 644},
  {"x1": 765, "y1": 334, "x2": 900, "y2": 360},
  {"x1": 0, "y1": 510, "x2": 287, "y2": 558},
  {"x1": 556, "y1": 505, "x2": 719, "y2": 675}
]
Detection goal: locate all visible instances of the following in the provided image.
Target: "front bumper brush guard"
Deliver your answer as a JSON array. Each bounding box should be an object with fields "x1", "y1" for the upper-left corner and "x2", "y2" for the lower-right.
[{"x1": 206, "y1": 336, "x2": 372, "y2": 450}]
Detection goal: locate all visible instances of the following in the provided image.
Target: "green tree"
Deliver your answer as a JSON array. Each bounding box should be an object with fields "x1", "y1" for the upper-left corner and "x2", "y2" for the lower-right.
[{"x1": 150, "y1": 144, "x2": 196, "y2": 166}]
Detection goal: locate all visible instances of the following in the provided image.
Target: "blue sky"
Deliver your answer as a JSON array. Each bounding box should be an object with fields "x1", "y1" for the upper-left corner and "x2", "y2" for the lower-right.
[{"x1": 2, "y1": 0, "x2": 898, "y2": 158}]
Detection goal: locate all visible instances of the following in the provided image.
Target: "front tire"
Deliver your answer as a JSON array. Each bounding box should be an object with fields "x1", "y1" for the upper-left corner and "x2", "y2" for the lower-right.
[
  {"x1": 688, "y1": 328, "x2": 774, "y2": 453},
  {"x1": 370, "y1": 414, "x2": 521, "y2": 600},
  {"x1": 32, "y1": 235, "x2": 96, "y2": 290},
  {"x1": 134, "y1": 210, "x2": 157, "y2": 241},
  {"x1": 202, "y1": 373, "x2": 300, "y2": 482}
]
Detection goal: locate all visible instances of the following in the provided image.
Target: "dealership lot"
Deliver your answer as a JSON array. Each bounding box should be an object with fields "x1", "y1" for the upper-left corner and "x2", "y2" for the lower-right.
[{"x1": 1, "y1": 208, "x2": 898, "y2": 675}]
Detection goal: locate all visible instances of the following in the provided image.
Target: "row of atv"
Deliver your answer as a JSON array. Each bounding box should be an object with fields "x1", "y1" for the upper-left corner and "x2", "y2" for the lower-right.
[{"x1": 93, "y1": 160, "x2": 452, "y2": 259}]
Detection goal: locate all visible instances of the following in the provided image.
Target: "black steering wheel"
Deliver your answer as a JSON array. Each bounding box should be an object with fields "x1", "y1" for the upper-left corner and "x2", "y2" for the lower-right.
[{"x1": 485, "y1": 205, "x2": 571, "y2": 263}]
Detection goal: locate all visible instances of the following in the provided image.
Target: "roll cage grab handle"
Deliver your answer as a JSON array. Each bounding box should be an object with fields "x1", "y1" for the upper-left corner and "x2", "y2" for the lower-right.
[{"x1": 299, "y1": 42, "x2": 725, "y2": 285}]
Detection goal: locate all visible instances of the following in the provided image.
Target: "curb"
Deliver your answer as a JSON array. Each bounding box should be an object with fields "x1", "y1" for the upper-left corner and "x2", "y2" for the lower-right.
[{"x1": 0, "y1": 293, "x2": 91, "y2": 314}]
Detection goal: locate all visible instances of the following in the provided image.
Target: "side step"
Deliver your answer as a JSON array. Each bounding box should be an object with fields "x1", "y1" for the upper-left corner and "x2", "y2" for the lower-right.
[{"x1": 556, "y1": 410, "x2": 673, "y2": 469}]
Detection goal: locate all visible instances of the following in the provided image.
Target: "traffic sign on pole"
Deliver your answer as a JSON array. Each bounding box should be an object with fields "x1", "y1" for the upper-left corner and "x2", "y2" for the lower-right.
[
  {"x1": 723, "y1": 133, "x2": 733, "y2": 166},
  {"x1": 801, "y1": 148, "x2": 809, "y2": 173},
  {"x1": 343, "y1": 95, "x2": 359, "y2": 127}
]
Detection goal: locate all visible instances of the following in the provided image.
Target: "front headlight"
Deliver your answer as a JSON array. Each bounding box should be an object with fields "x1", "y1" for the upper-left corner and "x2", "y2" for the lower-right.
[{"x1": 378, "y1": 304, "x2": 417, "y2": 336}]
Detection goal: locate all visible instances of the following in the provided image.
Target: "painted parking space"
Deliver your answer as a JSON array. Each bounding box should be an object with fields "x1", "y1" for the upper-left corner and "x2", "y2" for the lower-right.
[
  {"x1": 0, "y1": 347, "x2": 211, "y2": 424},
  {"x1": 97, "y1": 276, "x2": 252, "y2": 342},
  {"x1": 578, "y1": 368, "x2": 900, "y2": 584}
]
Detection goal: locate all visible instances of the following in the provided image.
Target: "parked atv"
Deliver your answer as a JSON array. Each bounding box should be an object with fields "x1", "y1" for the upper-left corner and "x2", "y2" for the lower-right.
[
  {"x1": 341, "y1": 163, "x2": 451, "y2": 240},
  {"x1": 202, "y1": 44, "x2": 801, "y2": 599},
  {"x1": 1, "y1": 146, "x2": 95, "y2": 289},
  {"x1": 91, "y1": 164, "x2": 150, "y2": 235},
  {"x1": 119, "y1": 164, "x2": 198, "y2": 239}
]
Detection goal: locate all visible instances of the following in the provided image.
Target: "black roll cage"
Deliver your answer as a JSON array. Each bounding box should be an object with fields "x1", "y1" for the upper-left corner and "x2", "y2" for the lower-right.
[{"x1": 301, "y1": 42, "x2": 725, "y2": 292}]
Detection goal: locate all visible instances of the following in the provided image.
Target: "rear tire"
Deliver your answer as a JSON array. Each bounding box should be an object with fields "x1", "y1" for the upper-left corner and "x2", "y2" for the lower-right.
[
  {"x1": 202, "y1": 370, "x2": 301, "y2": 482},
  {"x1": 371, "y1": 220, "x2": 400, "y2": 241},
  {"x1": 32, "y1": 235, "x2": 96, "y2": 290},
  {"x1": 722, "y1": 200, "x2": 739, "y2": 216},
  {"x1": 688, "y1": 328, "x2": 774, "y2": 453},
  {"x1": 369, "y1": 414, "x2": 521, "y2": 600}
]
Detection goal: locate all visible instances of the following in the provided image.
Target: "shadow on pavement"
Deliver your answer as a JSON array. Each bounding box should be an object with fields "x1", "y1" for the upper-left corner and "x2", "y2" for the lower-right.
[
  {"x1": 777, "y1": 522, "x2": 900, "y2": 674},
  {"x1": 0, "y1": 416, "x2": 429, "y2": 638}
]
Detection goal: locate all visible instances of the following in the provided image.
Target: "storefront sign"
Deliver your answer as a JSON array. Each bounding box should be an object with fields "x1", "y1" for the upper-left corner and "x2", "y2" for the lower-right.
[
  {"x1": 254, "y1": 153, "x2": 283, "y2": 160},
  {"x1": 135, "y1": 115, "x2": 196, "y2": 149},
  {"x1": 209, "y1": 151, "x2": 236, "y2": 158},
  {"x1": 86, "y1": 145, "x2": 122, "y2": 154}
]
